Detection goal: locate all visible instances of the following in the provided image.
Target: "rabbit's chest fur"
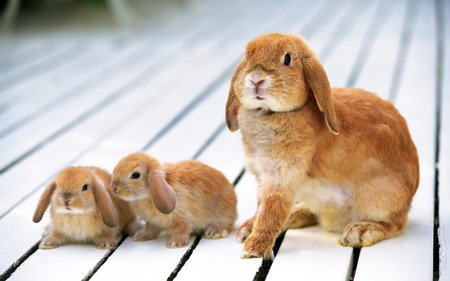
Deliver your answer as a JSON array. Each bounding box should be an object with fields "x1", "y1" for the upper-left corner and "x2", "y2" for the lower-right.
[
  {"x1": 239, "y1": 108, "x2": 355, "y2": 231},
  {"x1": 52, "y1": 210, "x2": 111, "y2": 241},
  {"x1": 239, "y1": 108, "x2": 316, "y2": 184}
]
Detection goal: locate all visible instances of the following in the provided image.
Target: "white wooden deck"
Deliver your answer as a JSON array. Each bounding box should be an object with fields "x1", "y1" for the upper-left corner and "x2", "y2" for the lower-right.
[{"x1": 0, "y1": 0, "x2": 448, "y2": 280}]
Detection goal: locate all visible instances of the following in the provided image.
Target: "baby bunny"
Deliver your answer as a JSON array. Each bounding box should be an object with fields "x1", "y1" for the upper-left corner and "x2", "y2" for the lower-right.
[
  {"x1": 111, "y1": 152, "x2": 237, "y2": 248},
  {"x1": 226, "y1": 33, "x2": 419, "y2": 259},
  {"x1": 33, "y1": 166, "x2": 141, "y2": 249}
]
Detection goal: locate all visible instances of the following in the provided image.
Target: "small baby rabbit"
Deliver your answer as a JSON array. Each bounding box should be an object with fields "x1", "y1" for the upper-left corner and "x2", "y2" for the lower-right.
[
  {"x1": 111, "y1": 152, "x2": 237, "y2": 248},
  {"x1": 226, "y1": 33, "x2": 419, "y2": 259},
  {"x1": 33, "y1": 166, "x2": 141, "y2": 249}
]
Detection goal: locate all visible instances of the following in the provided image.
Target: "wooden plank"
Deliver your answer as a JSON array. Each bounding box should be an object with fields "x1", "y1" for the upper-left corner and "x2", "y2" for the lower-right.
[
  {"x1": 322, "y1": 0, "x2": 381, "y2": 87},
  {"x1": 0, "y1": 41, "x2": 83, "y2": 91},
  {"x1": 0, "y1": 39, "x2": 49, "y2": 73},
  {"x1": 0, "y1": 191, "x2": 52, "y2": 274},
  {"x1": 7, "y1": 244, "x2": 119, "y2": 281},
  {"x1": 354, "y1": 0, "x2": 408, "y2": 98},
  {"x1": 0, "y1": 43, "x2": 144, "y2": 134},
  {"x1": 195, "y1": 128, "x2": 246, "y2": 183},
  {"x1": 268, "y1": 227, "x2": 352, "y2": 281},
  {"x1": 354, "y1": 0, "x2": 436, "y2": 279},
  {"x1": 145, "y1": 84, "x2": 230, "y2": 162},
  {"x1": 438, "y1": 0, "x2": 450, "y2": 279},
  {"x1": 304, "y1": 0, "x2": 353, "y2": 52},
  {"x1": 311, "y1": 0, "x2": 366, "y2": 63}
]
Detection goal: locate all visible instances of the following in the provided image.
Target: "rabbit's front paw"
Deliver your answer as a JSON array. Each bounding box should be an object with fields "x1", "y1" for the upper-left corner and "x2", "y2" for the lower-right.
[{"x1": 241, "y1": 234, "x2": 274, "y2": 260}]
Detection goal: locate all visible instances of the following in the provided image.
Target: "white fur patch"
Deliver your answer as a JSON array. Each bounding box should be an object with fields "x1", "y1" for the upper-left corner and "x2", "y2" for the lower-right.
[
  {"x1": 297, "y1": 180, "x2": 353, "y2": 212},
  {"x1": 54, "y1": 208, "x2": 87, "y2": 215}
]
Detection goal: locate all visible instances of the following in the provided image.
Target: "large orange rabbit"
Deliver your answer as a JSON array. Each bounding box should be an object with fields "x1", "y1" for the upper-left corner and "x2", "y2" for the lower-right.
[{"x1": 226, "y1": 33, "x2": 419, "y2": 259}]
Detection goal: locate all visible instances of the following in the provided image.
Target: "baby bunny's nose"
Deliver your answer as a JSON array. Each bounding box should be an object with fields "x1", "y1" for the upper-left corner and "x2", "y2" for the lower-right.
[{"x1": 63, "y1": 192, "x2": 71, "y2": 200}]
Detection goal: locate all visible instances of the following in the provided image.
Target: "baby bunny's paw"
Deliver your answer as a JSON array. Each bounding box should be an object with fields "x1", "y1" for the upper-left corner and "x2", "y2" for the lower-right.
[
  {"x1": 95, "y1": 239, "x2": 117, "y2": 250},
  {"x1": 132, "y1": 228, "x2": 159, "y2": 242},
  {"x1": 236, "y1": 226, "x2": 251, "y2": 243},
  {"x1": 166, "y1": 239, "x2": 189, "y2": 248},
  {"x1": 204, "y1": 225, "x2": 229, "y2": 240},
  {"x1": 39, "y1": 235, "x2": 61, "y2": 249},
  {"x1": 236, "y1": 217, "x2": 255, "y2": 243},
  {"x1": 166, "y1": 234, "x2": 190, "y2": 248}
]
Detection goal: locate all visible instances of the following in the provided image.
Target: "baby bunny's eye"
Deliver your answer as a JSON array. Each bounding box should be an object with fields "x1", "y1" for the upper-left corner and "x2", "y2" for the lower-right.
[
  {"x1": 283, "y1": 53, "x2": 292, "y2": 66},
  {"x1": 81, "y1": 184, "x2": 88, "y2": 191},
  {"x1": 131, "y1": 172, "x2": 141, "y2": 179}
]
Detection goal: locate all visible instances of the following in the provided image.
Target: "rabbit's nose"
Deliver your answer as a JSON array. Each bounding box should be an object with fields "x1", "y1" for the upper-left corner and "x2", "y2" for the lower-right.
[
  {"x1": 251, "y1": 79, "x2": 266, "y2": 94},
  {"x1": 112, "y1": 183, "x2": 123, "y2": 194}
]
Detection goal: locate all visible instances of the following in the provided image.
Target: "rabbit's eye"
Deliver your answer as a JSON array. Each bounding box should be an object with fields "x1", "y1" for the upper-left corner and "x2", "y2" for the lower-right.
[
  {"x1": 131, "y1": 172, "x2": 140, "y2": 179},
  {"x1": 82, "y1": 184, "x2": 88, "y2": 191},
  {"x1": 283, "y1": 53, "x2": 292, "y2": 66}
]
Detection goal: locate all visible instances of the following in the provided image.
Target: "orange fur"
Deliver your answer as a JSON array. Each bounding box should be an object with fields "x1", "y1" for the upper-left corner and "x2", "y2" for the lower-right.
[
  {"x1": 33, "y1": 166, "x2": 141, "y2": 249},
  {"x1": 111, "y1": 152, "x2": 238, "y2": 248},
  {"x1": 226, "y1": 33, "x2": 419, "y2": 259}
]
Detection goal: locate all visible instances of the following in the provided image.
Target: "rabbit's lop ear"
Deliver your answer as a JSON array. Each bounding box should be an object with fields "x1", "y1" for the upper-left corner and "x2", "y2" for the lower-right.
[
  {"x1": 33, "y1": 181, "x2": 56, "y2": 223},
  {"x1": 91, "y1": 174, "x2": 119, "y2": 228},
  {"x1": 302, "y1": 53, "x2": 339, "y2": 135},
  {"x1": 226, "y1": 58, "x2": 246, "y2": 132},
  {"x1": 149, "y1": 171, "x2": 176, "y2": 214}
]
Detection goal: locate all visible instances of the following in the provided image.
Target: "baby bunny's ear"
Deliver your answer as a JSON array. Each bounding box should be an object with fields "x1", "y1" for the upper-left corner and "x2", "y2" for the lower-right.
[
  {"x1": 33, "y1": 181, "x2": 56, "y2": 223},
  {"x1": 226, "y1": 58, "x2": 246, "y2": 132},
  {"x1": 149, "y1": 171, "x2": 176, "y2": 214},
  {"x1": 91, "y1": 173, "x2": 119, "y2": 228},
  {"x1": 302, "y1": 53, "x2": 339, "y2": 135}
]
